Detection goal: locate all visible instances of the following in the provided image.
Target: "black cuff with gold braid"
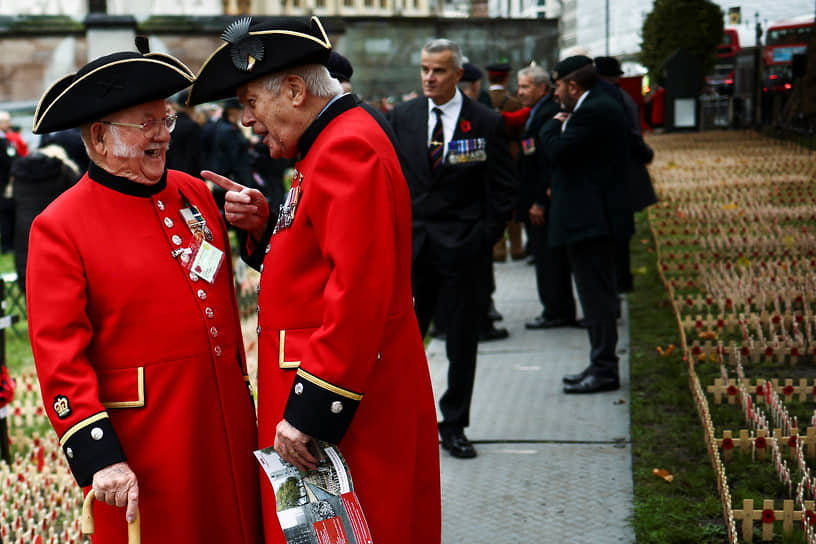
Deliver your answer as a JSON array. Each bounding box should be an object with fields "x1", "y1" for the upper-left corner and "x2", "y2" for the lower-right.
[
  {"x1": 60, "y1": 413, "x2": 127, "y2": 487},
  {"x1": 283, "y1": 369, "x2": 362, "y2": 445}
]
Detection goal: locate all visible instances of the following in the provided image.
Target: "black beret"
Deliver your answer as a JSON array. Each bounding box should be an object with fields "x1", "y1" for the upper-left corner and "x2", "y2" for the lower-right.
[
  {"x1": 32, "y1": 51, "x2": 194, "y2": 134},
  {"x1": 188, "y1": 16, "x2": 332, "y2": 105},
  {"x1": 594, "y1": 56, "x2": 624, "y2": 76},
  {"x1": 551, "y1": 55, "x2": 593, "y2": 83},
  {"x1": 486, "y1": 62, "x2": 511, "y2": 74},
  {"x1": 327, "y1": 51, "x2": 353, "y2": 82},
  {"x1": 460, "y1": 62, "x2": 483, "y2": 82}
]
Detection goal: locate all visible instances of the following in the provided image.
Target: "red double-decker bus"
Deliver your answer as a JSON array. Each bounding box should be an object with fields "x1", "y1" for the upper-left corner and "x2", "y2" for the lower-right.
[
  {"x1": 706, "y1": 28, "x2": 741, "y2": 95},
  {"x1": 763, "y1": 14, "x2": 814, "y2": 93}
]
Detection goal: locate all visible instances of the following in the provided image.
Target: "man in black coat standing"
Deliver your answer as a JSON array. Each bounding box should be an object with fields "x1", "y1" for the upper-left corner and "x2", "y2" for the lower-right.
[
  {"x1": 539, "y1": 55, "x2": 633, "y2": 394},
  {"x1": 516, "y1": 63, "x2": 580, "y2": 331},
  {"x1": 166, "y1": 92, "x2": 203, "y2": 178},
  {"x1": 388, "y1": 39, "x2": 516, "y2": 458},
  {"x1": 595, "y1": 56, "x2": 658, "y2": 293}
]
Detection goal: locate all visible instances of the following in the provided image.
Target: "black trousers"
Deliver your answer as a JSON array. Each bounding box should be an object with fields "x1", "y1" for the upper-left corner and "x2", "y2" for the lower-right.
[
  {"x1": 413, "y1": 241, "x2": 485, "y2": 431},
  {"x1": 530, "y1": 221, "x2": 576, "y2": 320},
  {"x1": 566, "y1": 236, "x2": 619, "y2": 379},
  {"x1": 614, "y1": 234, "x2": 633, "y2": 293}
]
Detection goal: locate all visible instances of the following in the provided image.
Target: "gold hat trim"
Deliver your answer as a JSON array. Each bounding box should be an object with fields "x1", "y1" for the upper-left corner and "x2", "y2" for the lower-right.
[
  {"x1": 190, "y1": 16, "x2": 331, "y2": 105},
  {"x1": 33, "y1": 53, "x2": 195, "y2": 133}
]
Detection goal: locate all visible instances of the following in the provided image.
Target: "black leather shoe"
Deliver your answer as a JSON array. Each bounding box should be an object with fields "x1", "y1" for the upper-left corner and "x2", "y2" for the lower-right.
[
  {"x1": 488, "y1": 303, "x2": 504, "y2": 322},
  {"x1": 563, "y1": 374, "x2": 620, "y2": 394},
  {"x1": 525, "y1": 316, "x2": 579, "y2": 329},
  {"x1": 479, "y1": 325, "x2": 509, "y2": 342},
  {"x1": 440, "y1": 430, "x2": 477, "y2": 458},
  {"x1": 562, "y1": 367, "x2": 591, "y2": 385}
]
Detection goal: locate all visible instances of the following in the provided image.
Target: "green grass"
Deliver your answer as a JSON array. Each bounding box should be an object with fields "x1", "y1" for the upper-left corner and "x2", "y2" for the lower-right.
[
  {"x1": 0, "y1": 252, "x2": 33, "y2": 376},
  {"x1": 628, "y1": 209, "x2": 733, "y2": 543}
]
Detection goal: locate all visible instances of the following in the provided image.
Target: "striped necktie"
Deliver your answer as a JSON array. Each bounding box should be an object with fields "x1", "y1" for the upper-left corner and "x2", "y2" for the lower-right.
[{"x1": 428, "y1": 107, "x2": 444, "y2": 171}]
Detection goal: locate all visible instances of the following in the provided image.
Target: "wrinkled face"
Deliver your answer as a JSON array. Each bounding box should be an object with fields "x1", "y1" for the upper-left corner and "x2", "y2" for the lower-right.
[
  {"x1": 95, "y1": 99, "x2": 171, "y2": 185},
  {"x1": 517, "y1": 74, "x2": 547, "y2": 108},
  {"x1": 237, "y1": 78, "x2": 300, "y2": 160},
  {"x1": 421, "y1": 50, "x2": 464, "y2": 105}
]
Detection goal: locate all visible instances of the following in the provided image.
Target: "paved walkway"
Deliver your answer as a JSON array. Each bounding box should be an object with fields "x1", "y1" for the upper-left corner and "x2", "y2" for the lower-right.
[{"x1": 427, "y1": 257, "x2": 635, "y2": 543}]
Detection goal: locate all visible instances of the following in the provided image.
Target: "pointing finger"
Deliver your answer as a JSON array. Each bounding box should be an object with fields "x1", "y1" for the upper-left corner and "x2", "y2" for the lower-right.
[{"x1": 201, "y1": 170, "x2": 246, "y2": 193}]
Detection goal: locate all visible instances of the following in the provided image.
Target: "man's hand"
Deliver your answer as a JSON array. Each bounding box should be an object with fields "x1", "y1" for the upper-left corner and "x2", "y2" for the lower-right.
[
  {"x1": 201, "y1": 170, "x2": 270, "y2": 242},
  {"x1": 529, "y1": 203, "x2": 547, "y2": 226},
  {"x1": 92, "y1": 462, "x2": 139, "y2": 523},
  {"x1": 554, "y1": 112, "x2": 570, "y2": 123},
  {"x1": 274, "y1": 419, "x2": 319, "y2": 472}
]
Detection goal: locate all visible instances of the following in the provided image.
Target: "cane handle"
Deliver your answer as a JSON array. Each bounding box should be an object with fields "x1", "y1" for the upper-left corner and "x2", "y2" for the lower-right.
[{"x1": 81, "y1": 488, "x2": 141, "y2": 544}]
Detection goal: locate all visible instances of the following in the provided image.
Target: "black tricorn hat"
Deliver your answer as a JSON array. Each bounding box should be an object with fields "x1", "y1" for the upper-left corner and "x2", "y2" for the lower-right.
[
  {"x1": 594, "y1": 56, "x2": 624, "y2": 76},
  {"x1": 188, "y1": 16, "x2": 332, "y2": 106},
  {"x1": 327, "y1": 51, "x2": 353, "y2": 82},
  {"x1": 33, "y1": 50, "x2": 194, "y2": 135}
]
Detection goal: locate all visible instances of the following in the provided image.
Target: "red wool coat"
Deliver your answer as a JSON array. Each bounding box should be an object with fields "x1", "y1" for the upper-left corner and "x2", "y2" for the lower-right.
[
  {"x1": 27, "y1": 165, "x2": 264, "y2": 544},
  {"x1": 253, "y1": 96, "x2": 441, "y2": 544}
]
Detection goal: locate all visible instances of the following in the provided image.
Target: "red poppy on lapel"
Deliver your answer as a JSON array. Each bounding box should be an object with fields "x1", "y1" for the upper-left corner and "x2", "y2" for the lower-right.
[{"x1": 459, "y1": 120, "x2": 471, "y2": 133}]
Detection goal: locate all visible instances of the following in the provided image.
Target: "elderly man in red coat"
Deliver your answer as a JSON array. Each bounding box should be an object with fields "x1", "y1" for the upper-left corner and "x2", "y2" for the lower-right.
[
  {"x1": 27, "y1": 43, "x2": 264, "y2": 543},
  {"x1": 188, "y1": 16, "x2": 441, "y2": 544}
]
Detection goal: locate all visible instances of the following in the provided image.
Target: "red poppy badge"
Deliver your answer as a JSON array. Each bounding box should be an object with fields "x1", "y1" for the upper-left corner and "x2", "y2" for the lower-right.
[{"x1": 459, "y1": 120, "x2": 471, "y2": 133}]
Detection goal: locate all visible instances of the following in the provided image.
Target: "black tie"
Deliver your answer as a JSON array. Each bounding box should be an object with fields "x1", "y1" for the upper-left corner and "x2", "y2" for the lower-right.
[{"x1": 428, "y1": 107, "x2": 444, "y2": 172}]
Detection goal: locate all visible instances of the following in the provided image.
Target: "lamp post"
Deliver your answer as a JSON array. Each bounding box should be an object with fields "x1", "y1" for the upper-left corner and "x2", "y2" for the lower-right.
[{"x1": 605, "y1": 0, "x2": 609, "y2": 55}]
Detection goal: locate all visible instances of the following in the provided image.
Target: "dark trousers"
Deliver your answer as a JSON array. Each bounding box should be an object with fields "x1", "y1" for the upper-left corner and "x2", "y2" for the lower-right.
[
  {"x1": 413, "y1": 241, "x2": 485, "y2": 431},
  {"x1": 614, "y1": 235, "x2": 633, "y2": 293},
  {"x1": 566, "y1": 236, "x2": 619, "y2": 378},
  {"x1": 530, "y1": 221, "x2": 576, "y2": 320},
  {"x1": 479, "y1": 245, "x2": 496, "y2": 330}
]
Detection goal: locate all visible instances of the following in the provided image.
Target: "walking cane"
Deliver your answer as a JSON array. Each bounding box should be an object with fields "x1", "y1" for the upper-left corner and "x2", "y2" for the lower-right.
[{"x1": 81, "y1": 489, "x2": 141, "y2": 544}]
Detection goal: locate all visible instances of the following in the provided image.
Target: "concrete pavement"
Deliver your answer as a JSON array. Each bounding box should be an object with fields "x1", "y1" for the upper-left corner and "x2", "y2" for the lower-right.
[{"x1": 427, "y1": 257, "x2": 635, "y2": 543}]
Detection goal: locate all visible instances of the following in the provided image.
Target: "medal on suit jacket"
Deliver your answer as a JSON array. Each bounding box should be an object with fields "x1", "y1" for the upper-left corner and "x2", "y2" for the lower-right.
[
  {"x1": 521, "y1": 138, "x2": 536, "y2": 155},
  {"x1": 175, "y1": 189, "x2": 224, "y2": 283},
  {"x1": 179, "y1": 190, "x2": 214, "y2": 242},
  {"x1": 447, "y1": 137, "x2": 487, "y2": 165},
  {"x1": 273, "y1": 170, "x2": 303, "y2": 235}
]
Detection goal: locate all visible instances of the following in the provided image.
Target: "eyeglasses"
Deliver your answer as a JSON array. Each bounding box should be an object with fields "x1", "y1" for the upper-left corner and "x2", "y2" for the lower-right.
[{"x1": 100, "y1": 115, "x2": 177, "y2": 134}]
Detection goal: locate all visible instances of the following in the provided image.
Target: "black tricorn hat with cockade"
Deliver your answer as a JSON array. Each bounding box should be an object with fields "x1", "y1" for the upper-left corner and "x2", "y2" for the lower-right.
[
  {"x1": 32, "y1": 39, "x2": 195, "y2": 135},
  {"x1": 187, "y1": 16, "x2": 332, "y2": 106}
]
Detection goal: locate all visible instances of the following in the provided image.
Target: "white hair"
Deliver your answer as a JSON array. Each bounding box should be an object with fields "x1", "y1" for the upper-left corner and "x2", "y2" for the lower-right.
[
  {"x1": 261, "y1": 64, "x2": 342, "y2": 98},
  {"x1": 422, "y1": 39, "x2": 463, "y2": 70},
  {"x1": 38, "y1": 144, "x2": 79, "y2": 178},
  {"x1": 79, "y1": 122, "x2": 142, "y2": 165},
  {"x1": 518, "y1": 65, "x2": 550, "y2": 86}
]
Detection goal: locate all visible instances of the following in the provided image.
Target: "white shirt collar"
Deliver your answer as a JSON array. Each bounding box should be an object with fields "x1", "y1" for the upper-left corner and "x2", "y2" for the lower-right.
[
  {"x1": 427, "y1": 90, "x2": 463, "y2": 154},
  {"x1": 573, "y1": 89, "x2": 591, "y2": 112}
]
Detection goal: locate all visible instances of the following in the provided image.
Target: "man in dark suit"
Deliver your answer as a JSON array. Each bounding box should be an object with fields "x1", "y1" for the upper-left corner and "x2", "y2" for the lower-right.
[
  {"x1": 595, "y1": 56, "x2": 658, "y2": 293},
  {"x1": 539, "y1": 55, "x2": 633, "y2": 394},
  {"x1": 388, "y1": 39, "x2": 516, "y2": 458},
  {"x1": 516, "y1": 64, "x2": 580, "y2": 331},
  {"x1": 166, "y1": 92, "x2": 203, "y2": 177}
]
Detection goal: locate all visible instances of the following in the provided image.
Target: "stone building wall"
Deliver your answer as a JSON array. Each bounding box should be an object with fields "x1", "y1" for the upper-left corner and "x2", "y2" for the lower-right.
[{"x1": 0, "y1": 15, "x2": 558, "y2": 107}]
